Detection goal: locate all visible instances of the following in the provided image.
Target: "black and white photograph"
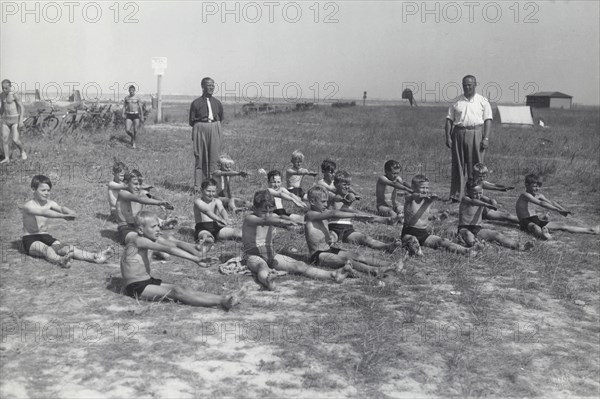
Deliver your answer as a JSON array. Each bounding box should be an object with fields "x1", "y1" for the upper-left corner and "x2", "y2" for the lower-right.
[{"x1": 1, "y1": 1, "x2": 599, "y2": 397}]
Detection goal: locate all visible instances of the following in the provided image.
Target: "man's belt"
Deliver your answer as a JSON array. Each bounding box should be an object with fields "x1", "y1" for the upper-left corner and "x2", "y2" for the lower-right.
[
  {"x1": 454, "y1": 125, "x2": 482, "y2": 130},
  {"x1": 197, "y1": 119, "x2": 218, "y2": 123}
]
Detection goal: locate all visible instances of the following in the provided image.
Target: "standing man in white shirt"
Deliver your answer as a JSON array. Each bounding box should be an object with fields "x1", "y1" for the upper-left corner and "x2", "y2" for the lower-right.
[
  {"x1": 445, "y1": 75, "x2": 492, "y2": 202},
  {"x1": 189, "y1": 77, "x2": 224, "y2": 192}
]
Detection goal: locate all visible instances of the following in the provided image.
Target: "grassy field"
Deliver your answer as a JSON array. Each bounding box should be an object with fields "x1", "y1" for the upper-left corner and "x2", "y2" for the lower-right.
[{"x1": 1, "y1": 103, "x2": 598, "y2": 398}]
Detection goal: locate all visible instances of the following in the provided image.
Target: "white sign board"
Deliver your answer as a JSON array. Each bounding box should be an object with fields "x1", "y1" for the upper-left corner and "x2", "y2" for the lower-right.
[{"x1": 152, "y1": 57, "x2": 167, "y2": 75}]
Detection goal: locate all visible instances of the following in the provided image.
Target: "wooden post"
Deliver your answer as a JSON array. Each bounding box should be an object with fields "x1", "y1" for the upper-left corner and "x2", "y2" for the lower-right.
[
  {"x1": 156, "y1": 74, "x2": 162, "y2": 123},
  {"x1": 363, "y1": 91, "x2": 367, "y2": 106}
]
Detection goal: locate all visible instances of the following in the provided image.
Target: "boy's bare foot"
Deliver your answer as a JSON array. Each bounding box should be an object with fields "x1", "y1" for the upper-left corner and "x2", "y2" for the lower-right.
[
  {"x1": 57, "y1": 251, "x2": 74, "y2": 269},
  {"x1": 393, "y1": 259, "x2": 404, "y2": 273},
  {"x1": 94, "y1": 246, "x2": 114, "y2": 264},
  {"x1": 0, "y1": 158, "x2": 9, "y2": 165},
  {"x1": 591, "y1": 225, "x2": 600, "y2": 234},
  {"x1": 385, "y1": 239, "x2": 402, "y2": 254},
  {"x1": 221, "y1": 293, "x2": 242, "y2": 311},
  {"x1": 519, "y1": 241, "x2": 534, "y2": 251},
  {"x1": 403, "y1": 236, "x2": 422, "y2": 257},
  {"x1": 265, "y1": 272, "x2": 277, "y2": 291},
  {"x1": 21, "y1": 151, "x2": 27, "y2": 160},
  {"x1": 332, "y1": 261, "x2": 354, "y2": 283}
]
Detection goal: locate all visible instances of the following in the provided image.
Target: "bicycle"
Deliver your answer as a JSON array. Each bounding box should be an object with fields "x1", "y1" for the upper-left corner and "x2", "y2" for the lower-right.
[{"x1": 22, "y1": 102, "x2": 61, "y2": 136}]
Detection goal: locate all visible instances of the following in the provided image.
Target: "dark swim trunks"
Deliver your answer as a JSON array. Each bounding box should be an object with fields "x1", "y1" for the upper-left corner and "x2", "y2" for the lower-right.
[
  {"x1": 124, "y1": 277, "x2": 163, "y2": 298},
  {"x1": 195, "y1": 221, "x2": 223, "y2": 241},
  {"x1": 401, "y1": 225, "x2": 431, "y2": 246},
  {"x1": 288, "y1": 187, "x2": 305, "y2": 198},
  {"x1": 328, "y1": 223, "x2": 355, "y2": 243},
  {"x1": 22, "y1": 234, "x2": 58, "y2": 254},
  {"x1": 118, "y1": 223, "x2": 138, "y2": 244},
  {"x1": 126, "y1": 113, "x2": 140, "y2": 121},
  {"x1": 519, "y1": 215, "x2": 549, "y2": 231},
  {"x1": 274, "y1": 208, "x2": 291, "y2": 217},
  {"x1": 458, "y1": 225, "x2": 483, "y2": 237},
  {"x1": 309, "y1": 247, "x2": 342, "y2": 266}
]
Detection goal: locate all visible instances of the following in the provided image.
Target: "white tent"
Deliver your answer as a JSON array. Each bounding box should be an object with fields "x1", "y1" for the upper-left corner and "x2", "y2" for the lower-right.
[{"x1": 497, "y1": 106, "x2": 534, "y2": 125}]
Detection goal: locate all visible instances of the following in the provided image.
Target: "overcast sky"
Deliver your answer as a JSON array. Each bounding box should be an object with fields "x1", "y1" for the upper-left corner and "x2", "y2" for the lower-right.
[{"x1": 2, "y1": 0, "x2": 599, "y2": 105}]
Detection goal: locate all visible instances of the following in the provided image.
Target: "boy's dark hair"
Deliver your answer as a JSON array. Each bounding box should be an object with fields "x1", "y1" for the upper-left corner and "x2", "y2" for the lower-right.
[
  {"x1": 1, "y1": 79, "x2": 11, "y2": 86},
  {"x1": 333, "y1": 170, "x2": 351, "y2": 185},
  {"x1": 384, "y1": 160, "x2": 401, "y2": 172},
  {"x1": 124, "y1": 171, "x2": 139, "y2": 183},
  {"x1": 201, "y1": 179, "x2": 218, "y2": 189},
  {"x1": 525, "y1": 173, "x2": 542, "y2": 187},
  {"x1": 253, "y1": 189, "x2": 275, "y2": 208},
  {"x1": 31, "y1": 175, "x2": 52, "y2": 190},
  {"x1": 321, "y1": 159, "x2": 336, "y2": 173},
  {"x1": 128, "y1": 85, "x2": 136, "y2": 90},
  {"x1": 411, "y1": 174, "x2": 429, "y2": 186},
  {"x1": 112, "y1": 159, "x2": 128, "y2": 175},
  {"x1": 466, "y1": 179, "x2": 483, "y2": 192},
  {"x1": 267, "y1": 170, "x2": 281, "y2": 182}
]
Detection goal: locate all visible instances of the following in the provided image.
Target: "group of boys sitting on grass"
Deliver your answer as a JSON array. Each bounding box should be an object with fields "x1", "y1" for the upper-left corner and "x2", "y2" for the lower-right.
[{"x1": 20, "y1": 151, "x2": 599, "y2": 311}]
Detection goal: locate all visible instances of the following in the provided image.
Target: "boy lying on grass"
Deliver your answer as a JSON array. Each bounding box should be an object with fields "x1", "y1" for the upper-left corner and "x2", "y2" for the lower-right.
[
  {"x1": 305, "y1": 186, "x2": 402, "y2": 276},
  {"x1": 402, "y1": 174, "x2": 478, "y2": 257},
  {"x1": 194, "y1": 178, "x2": 242, "y2": 251},
  {"x1": 459, "y1": 180, "x2": 533, "y2": 251},
  {"x1": 120, "y1": 211, "x2": 241, "y2": 309},
  {"x1": 375, "y1": 159, "x2": 413, "y2": 220},
  {"x1": 22, "y1": 175, "x2": 113, "y2": 268},
  {"x1": 516, "y1": 173, "x2": 599, "y2": 240},
  {"x1": 328, "y1": 170, "x2": 402, "y2": 252},
  {"x1": 211, "y1": 154, "x2": 252, "y2": 213},
  {"x1": 266, "y1": 170, "x2": 307, "y2": 224},
  {"x1": 242, "y1": 190, "x2": 353, "y2": 291}
]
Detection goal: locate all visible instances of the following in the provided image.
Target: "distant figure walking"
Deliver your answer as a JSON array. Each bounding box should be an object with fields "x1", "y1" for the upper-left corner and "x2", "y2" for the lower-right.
[
  {"x1": 445, "y1": 75, "x2": 492, "y2": 201},
  {"x1": 122, "y1": 85, "x2": 144, "y2": 149},
  {"x1": 189, "y1": 77, "x2": 223, "y2": 191},
  {"x1": 402, "y1": 88, "x2": 417, "y2": 107},
  {"x1": 1, "y1": 79, "x2": 27, "y2": 163}
]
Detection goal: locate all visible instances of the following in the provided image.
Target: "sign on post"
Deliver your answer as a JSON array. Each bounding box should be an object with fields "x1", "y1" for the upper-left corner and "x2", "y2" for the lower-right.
[{"x1": 152, "y1": 57, "x2": 167, "y2": 123}]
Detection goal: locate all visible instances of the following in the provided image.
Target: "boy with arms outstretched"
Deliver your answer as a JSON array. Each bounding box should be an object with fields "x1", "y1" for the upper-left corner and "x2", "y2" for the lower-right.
[
  {"x1": 116, "y1": 172, "x2": 173, "y2": 245},
  {"x1": 242, "y1": 190, "x2": 353, "y2": 291},
  {"x1": 402, "y1": 174, "x2": 475, "y2": 256},
  {"x1": 459, "y1": 181, "x2": 533, "y2": 250},
  {"x1": 194, "y1": 179, "x2": 242, "y2": 244},
  {"x1": 516, "y1": 174, "x2": 599, "y2": 240},
  {"x1": 328, "y1": 171, "x2": 401, "y2": 252},
  {"x1": 316, "y1": 159, "x2": 361, "y2": 201},
  {"x1": 22, "y1": 175, "x2": 113, "y2": 268},
  {"x1": 376, "y1": 160, "x2": 413, "y2": 219},
  {"x1": 474, "y1": 163, "x2": 515, "y2": 192},
  {"x1": 305, "y1": 186, "x2": 402, "y2": 276},
  {"x1": 121, "y1": 211, "x2": 240, "y2": 309},
  {"x1": 286, "y1": 150, "x2": 318, "y2": 198},
  {"x1": 212, "y1": 154, "x2": 252, "y2": 212},
  {"x1": 267, "y1": 170, "x2": 307, "y2": 223}
]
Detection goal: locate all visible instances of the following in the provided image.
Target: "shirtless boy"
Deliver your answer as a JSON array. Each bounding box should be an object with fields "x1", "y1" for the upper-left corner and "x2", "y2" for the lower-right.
[
  {"x1": 375, "y1": 160, "x2": 413, "y2": 219},
  {"x1": 305, "y1": 186, "x2": 402, "y2": 276},
  {"x1": 242, "y1": 190, "x2": 353, "y2": 291},
  {"x1": 122, "y1": 85, "x2": 144, "y2": 148},
  {"x1": 267, "y1": 170, "x2": 307, "y2": 224},
  {"x1": 286, "y1": 150, "x2": 317, "y2": 198},
  {"x1": 459, "y1": 181, "x2": 533, "y2": 250},
  {"x1": 22, "y1": 175, "x2": 113, "y2": 267},
  {"x1": 121, "y1": 211, "x2": 241, "y2": 309},
  {"x1": 316, "y1": 159, "x2": 361, "y2": 201},
  {"x1": 194, "y1": 179, "x2": 242, "y2": 244},
  {"x1": 116, "y1": 171, "x2": 173, "y2": 245},
  {"x1": 328, "y1": 171, "x2": 401, "y2": 252},
  {"x1": 516, "y1": 174, "x2": 599, "y2": 240},
  {"x1": 402, "y1": 174, "x2": 475, "y2": 256},
  {"x1": 211, "y1": 154, "x2": 252, "y2": 212},
  {"x1": 1, "y1": 79, "x2": 27, "y2": 163}
]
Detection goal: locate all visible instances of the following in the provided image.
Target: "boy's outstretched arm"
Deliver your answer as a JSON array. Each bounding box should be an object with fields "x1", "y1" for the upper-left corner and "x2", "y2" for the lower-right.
[
  {"x1": 194, "y1": 199, "x2": 228, "y2": 225},
  {"x1": 108, "y1": 181, "x2": 128, "y2": 190},
  {"x1": 305, "y1": 209, "x2": 374, "y2": 222},
  {"x1": 277, "y1": 188, "x2": 307, "y2": 209},
  {"x1": 463, "y1": 197, "x2": 497, "y2": 210},
  {"x1": 522, "y1": 193, "x2": 570, "y2": 215},
  {"x1": 25, "y1": 202, "x2": 75, "y2": 220},
  {"x1": 156, "y1": 236, "x2": 204, "y2": 260},
  {"x1": 213, "y1": 170, "x2": 248, "y2": 178},
  {"x1": 138, "y1": 236, "x2": 201, "y2": 263},
  {"x1": 247, "y1": 214, "x2": 302, "y2": 229},
  {"x1": 119, "y1": 190, "x2": 173, "y2": 209},
  {"x1": 379, "y1": 176, "x2": 413, "y2": 193},
  {"x1": 479, "y1": 195, "x2": 499, "y2": 207}
]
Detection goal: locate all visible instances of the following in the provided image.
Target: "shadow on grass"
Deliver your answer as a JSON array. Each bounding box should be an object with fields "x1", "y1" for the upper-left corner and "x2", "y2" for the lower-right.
[
  {"x1": 100, "y1": 229, "x2": 120, "y2": 243},
  {"x1": 105, "y1": 275, "x2": 125, "y2": 295},
  {"x1": 11, "y1": 239, "x2": 25, "y2": 254},
  {"x1": 109, "y1": 134, "x2": 132, "y2": 147}
]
